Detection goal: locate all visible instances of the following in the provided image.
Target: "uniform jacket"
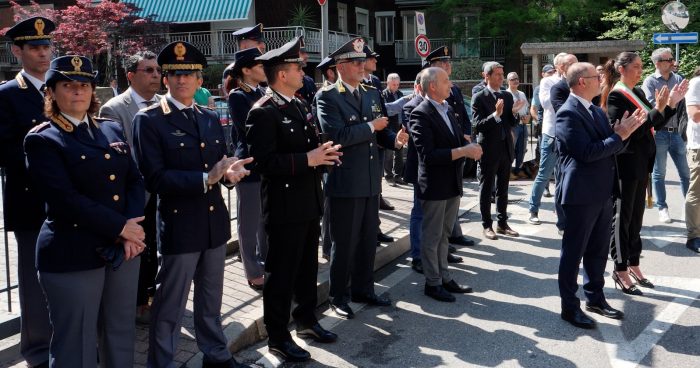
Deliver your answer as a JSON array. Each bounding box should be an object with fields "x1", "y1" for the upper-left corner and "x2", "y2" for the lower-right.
[
  {"x1": 472, "y1": 88, "x2": 517, "y2": 163},
  {"x1": 0, "y1": 73, "x2": 47, "y2": 231},
  {"x1": 246, "y1": 89, "x2": 323, "y2": 224},
  {"x1": 556, "y1": 95, "x2": 623, "y2": 205},
  {"x1": 550, "y1": 78, "x2": 570, "y2": 113},
  {"x1": 317, "y1": 80, "x2": 396, "y2": 197},
  {"x1": 98, "y1": 87, "x2": 162, "y2": 151},
  {"x1": 447, "y1": 85, "x2": 472, "y2": 136},
  {"x1": 228, "y1": 84, "x2": 264, "y2": 182},
  {"x1": 297, "y1": 75, "x2": 318, "y2": 106},
  {"x1": 606, "y1": 87, "x2": 672, "y2": 180},
  {"x1": 24, "y1": 116, "x2": 145, "y2": 272},
  {"x1": 410, "y1": 99, "x2": 466, "y2": 200},
  {"x1": 133, "y1": 98, "x2": 232, "y2": 254}
]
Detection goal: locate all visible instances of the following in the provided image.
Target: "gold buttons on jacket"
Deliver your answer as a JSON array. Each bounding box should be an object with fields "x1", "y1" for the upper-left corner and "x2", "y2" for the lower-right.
[
  {"x1": 204, "y1": 163, "x2": 209, "y2": 169},
  {"x1": 173, "y1": 209, "x2": 178, "y2": 214},
  {"x1": 104, "y1": 153, "x2": 111, "y2": 160},
  {"x1": 81, "y1": 155, "x2": 86, "y2": 160},
  {"x1": 200, "y1": 142, "x2": 205, "y2": 148},
  {"x1": 113, "y1": 195, "x2": 119, "y2": 201},
  {"x1": 109, "y1": 174, "x2": 116, "y2": 181},
  {"x1": 215, "y1": 139, "x2": 220, "y2": 143},
  {"x1": 180, "y1": 143, "x2": 185, "y2": 147},
  {"x1": 209, "y1": 205, "x2": 214, "y2": 211}
]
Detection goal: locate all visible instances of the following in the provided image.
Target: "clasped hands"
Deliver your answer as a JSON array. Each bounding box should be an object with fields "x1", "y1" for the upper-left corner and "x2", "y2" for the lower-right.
[{"x1": 120, "y1": 216, "x2": 145, "y2": 260}]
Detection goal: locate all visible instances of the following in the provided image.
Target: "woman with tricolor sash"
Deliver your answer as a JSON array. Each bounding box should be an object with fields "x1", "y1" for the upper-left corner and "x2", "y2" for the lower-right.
[{"x1": 600, "y1": 51, "x2": 688, "y2": 296}]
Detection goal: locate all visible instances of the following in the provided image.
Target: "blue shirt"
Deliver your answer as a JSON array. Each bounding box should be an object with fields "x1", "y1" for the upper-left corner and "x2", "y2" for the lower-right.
[{"x1": 426, "y1": 95, "x2": 454, "y2": 135}]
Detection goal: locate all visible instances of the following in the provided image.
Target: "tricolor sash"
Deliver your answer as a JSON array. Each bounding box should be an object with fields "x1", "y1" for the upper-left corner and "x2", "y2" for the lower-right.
[{"x1": 612, "y1": 81, "x2": 651, "y2": 113}]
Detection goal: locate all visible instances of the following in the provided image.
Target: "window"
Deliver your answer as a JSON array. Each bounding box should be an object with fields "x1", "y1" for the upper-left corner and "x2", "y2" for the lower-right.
[
  {"x1": 454, "y1": 14, "x2": 479, "y2": 57},
  {"x1": 375, "y1": 11, "x2": 395, "y2": 45},
  {"x1": 338, "y1": 3, "x2": 347, "y2": 33},
  {"x1": 356, "y1": 7, "x2": 369, "y2": 37}
]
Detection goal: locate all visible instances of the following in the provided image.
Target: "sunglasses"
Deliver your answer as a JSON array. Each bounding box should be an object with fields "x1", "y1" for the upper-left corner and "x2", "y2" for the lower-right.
[
  {"x1": 658, "y1": 58, "x2": 674, "y2": 63},
  {"x1": 136, "y1": 67, "x2": 163, "y2": 74}
]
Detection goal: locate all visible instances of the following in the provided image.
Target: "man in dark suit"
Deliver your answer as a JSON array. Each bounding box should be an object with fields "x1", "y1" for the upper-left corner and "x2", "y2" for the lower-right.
[
  {"x1": 132, "y1": 41, "x2": 251, "y2": 368},
  {"x1": 472, "y1": 61, "x2": 522, "y2": 239},
  {"x1": 317, "y1": 38, "x2": 408, "y2": 319},
  {"x1": 410, "y1": 67, "x2": 482, "y2": 302},
  {"x1": 550, "y1": 54, "x2": 578, "y2": 113},
  {"x1": 556, "y1": 62, "x2": 644, "y2": 329},
  {"x1": 247, "y1": 36, "x2": 340, "y2": 363},
  {"x1": 0, "y1": 16, "x2": 55, "y2": 367},
  {"x1": 99, "y1": 50, "x2": 162, "y2": 324}
]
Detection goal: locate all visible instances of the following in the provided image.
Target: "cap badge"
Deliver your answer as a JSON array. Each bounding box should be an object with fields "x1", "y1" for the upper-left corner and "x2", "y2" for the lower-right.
[
  {"x1": 174, "y1": 42, "x2": 186, "y2": 61},
  {"x1": 352, "y1": 38, "x2": 365, "y2": 53},
  {"x1": 71, "y1": 56, "x2": 83, "y2": 72},
  {"x1": 34, "y1": 18, "x2": 45, "y2": 36},
  {"x1": 444, "y1": 47, "x2": 449, "y2": 56}
]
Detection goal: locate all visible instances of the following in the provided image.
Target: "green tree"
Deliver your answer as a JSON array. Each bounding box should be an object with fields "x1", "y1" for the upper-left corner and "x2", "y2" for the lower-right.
[{"x1": 600, "y1": 0, "x2": 700, "y2": 77}]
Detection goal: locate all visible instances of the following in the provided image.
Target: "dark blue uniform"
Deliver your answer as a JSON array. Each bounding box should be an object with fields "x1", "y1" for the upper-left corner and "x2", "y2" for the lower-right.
[
  {"x1": 297, "y1": 75, "x2": 317, "y2": 106},
  {"x1": 228, "y1": 84, "x2": 264, "y2": 179}
]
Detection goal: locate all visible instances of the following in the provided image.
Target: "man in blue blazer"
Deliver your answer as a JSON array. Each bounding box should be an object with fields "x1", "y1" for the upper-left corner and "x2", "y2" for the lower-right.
[{"x1": 556, "y1": 62, "x2": 646, "y2": 329}]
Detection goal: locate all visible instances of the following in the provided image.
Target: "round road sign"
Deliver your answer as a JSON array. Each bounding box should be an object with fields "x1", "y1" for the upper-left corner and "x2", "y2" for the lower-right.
[{"x1": 415, "y1": 34, "x2": 431, "y2": 58}]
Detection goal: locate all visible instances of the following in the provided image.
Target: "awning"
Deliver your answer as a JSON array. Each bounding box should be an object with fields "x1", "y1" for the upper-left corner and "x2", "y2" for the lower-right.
[{"x1": 125, "y1": 0, "x2": 252, "y2": 23}]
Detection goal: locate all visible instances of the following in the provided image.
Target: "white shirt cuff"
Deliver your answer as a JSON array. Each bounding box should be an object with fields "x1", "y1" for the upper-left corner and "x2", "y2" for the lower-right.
[{"x1": 203, "y1": 173, "x2": 208, "y2": 193}]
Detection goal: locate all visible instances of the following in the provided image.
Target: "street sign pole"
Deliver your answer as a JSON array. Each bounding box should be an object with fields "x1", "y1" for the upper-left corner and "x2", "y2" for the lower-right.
[{"x1": 320, "y1": 0, "x2": 328, "y2": 57}]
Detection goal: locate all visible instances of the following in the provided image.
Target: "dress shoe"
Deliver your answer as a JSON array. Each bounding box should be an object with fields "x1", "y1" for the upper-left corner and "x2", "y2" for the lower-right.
[
  {"x1": 412, "y1": 259, "x2": 424, "y2": 274},
  {"x1": 394, "y1": 177, "x2": 408, "y2": 185},
  {"x1": 202, "y1": 357, "x2": 251, "y2": 368},
  {"x1": 585, "y1": 301, "x2": 624, "y2": 320},
  {"x1": 528, "y1": 212, "x2": 541, "y2": 225},
  {"x1": 496, "y1": 224, "x2": 519, "y2": 237},
  {"x1": 297, "y1": 323, "x2": 338, "y2": 343},
  {"x1": 442, "y1": 279, "x2": 473, "y2": 293},
  {"x1": 379, "y1": 196, "x2": 395, "y2": 210},
  {"x1": 448, "y1": 245, "x2": 457, "y2": 253},
  {"x1": 686, "y1": 237, "x2": 700, "y2": 253},
  {"x1": 448, "y1": 235, "x2": 475, "y2": 246},
  {"x1": 447, "y1": 253, "x2": 463, "y2": 263},
  {"x1": 612, "y1": 271, "x2": 643, "y2": 296},
  {"x1": 330, "y1": 303, "x2": 354, "y2": 319},
  {"x1": 247, "y1": 279, "x2": 264, "y2": 292},
  {"x1": 377, "y1": 232, "x2": 395, "y2": 243},
  {"x1": 322, "y1": 253, "x2": 330, "y2": 261},
  {"x1": 268, "y1": 340, "x2": 311, "y2": 362},
  {"x1": 351, "y1": 293, "x2": 391, "y2": 306},
  {"x1": 483, "y1": 227, "x2": 497, "y2": 240},
  {"x1": 561, "y1": 309, "x2": 596, "y2": 329},
  {"x1": 424, "y1": 284, "x2": 456, "y2": 302},
  {"x1": 32, "y1": 362, "x2": 49, "y2": 368}
]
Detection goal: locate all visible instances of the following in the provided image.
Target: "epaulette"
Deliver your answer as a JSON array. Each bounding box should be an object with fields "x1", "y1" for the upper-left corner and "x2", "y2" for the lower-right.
[
  {"x1": 15, "y1": 73, "x2": 27, "y2": 89},
  {"x1": 49, "y1": 115, "x2": 74, "y2": 133},
  {"x1": 159, "y1": 98, "x2": 171, "y2": 115},
  {"x1": 139, "y1": 102, "x2": 161, "y2": 113},
  {"x1": 238, "y1": 80, "x2": 252, "y2": 93},
  {"x1": 360, "y1": 83, "x2": 375, "y2": 90},
  {"x1": 28, "y1": 121, "x2": 50, "y2": 134},
  {"x1": 321, "y1": 83, "x2": 336, "y2": 92},
  {"x1": 0, "y1": 80, "x2": 7, "y2": 86},
  {"x1": 253, "y1": 95, "x2": 272, "y2": 108}
]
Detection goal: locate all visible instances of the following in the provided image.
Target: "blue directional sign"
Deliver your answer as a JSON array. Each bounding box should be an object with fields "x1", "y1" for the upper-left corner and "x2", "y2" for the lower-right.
[{"x1": 653, "y1": 32, "x2": 698, "y2": 44}]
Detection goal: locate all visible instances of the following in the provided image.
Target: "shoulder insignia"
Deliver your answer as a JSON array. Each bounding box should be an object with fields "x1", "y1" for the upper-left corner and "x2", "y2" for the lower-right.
[
  {"x1": 159, "y1": 98, "x2": 171, "y2": 115},
  {"x1": 0, "y1": 80, "x2": 7, "y2": 86},
  {"x1": 360, "y1": 83, "x2": 375, "y2": 90},
  {"x1": 15, "y1": 73, "x2": 27, "y2": 89},
  {"x1": 238, "y1": 80, "x2": 252, "y2": 93},
  {"x1": 322, "y1": 83, "x2": 336, "y2": 92},
  {"x1": 28, "y1": 121, "x2": 50, "y2": 133},
  {"x1": 253, "y1": 95, "x2": 272, "y2": 108},
  {"x1": 49, "y1": 115, "x2": 74, "y2": 133},
  {"x1": 335, "y1": 80, "x2": 345, "y2": 93}
]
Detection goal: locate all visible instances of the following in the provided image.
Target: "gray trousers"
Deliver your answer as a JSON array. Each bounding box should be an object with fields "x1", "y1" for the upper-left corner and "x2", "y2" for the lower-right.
[
  {"x1": 147, "y1": 245, "x2": 231, "y2": 368},
  {"x1": 15, "y1": 230, "x2": 51, "y2": 366},
  {"x1": 39, "y1": 257, "x2": 140, "y2": 368},
  {"x1": 420, "y1": 197, "x2": 460, "y2": 286},
  {"x1": 235, "y1": 181, "x2": 268, "y2": 279}
]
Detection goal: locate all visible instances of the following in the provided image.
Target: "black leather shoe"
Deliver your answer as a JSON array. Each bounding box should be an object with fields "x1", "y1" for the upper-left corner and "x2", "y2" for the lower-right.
[
  {"x1": 561, "y1": 309, "x2": 596, "y2": 329},
  {"x1": 32, "y1": 362, "x2": 50, "y2": 368},
  {"x1": 448, "y1": 245, "x2": 457, "y2": 253},
  {"x1": 424, "y1": 284, "x2": 456, "y2": 302},
  {"x1": 394, "y1": 177, "x2": 408, "y2": 185},
  {"x1": 411, "y1": 259, "x2": 424, "y2": 274},
  {"x1": 330, "y1": 303, "x2": 354, "y2": 319},
  {"x1": 202, "y1": 357, "x2": 251, "y2": 368},
  {"x1": 268, "y1": 340, "x2": 311, "y2": 362},
  {"x1": 447, "y1": 253, "x2": 463, "y2": 263},
  {"x1": 297, "y1": 323, "x2": 338, "y2": 343},
  {"x1": 379, "y1": 196, "x2": 395, "y2": 210},
  {"x1": 448, "y1": 235, "x2": 475, "y2": 247},
  {"x1": 585, "y1": 302, "x2": 624, "y2": 320},
  {"x1": 687, "y1": 238, "x2": 700, "y2": 253},
  {"x1": 377, "y1": 232, "x2": 395, "y2": 243},
  {"x1": 351, "y1": 293, "x2": 391, "y2": 306},
  {"x1": 442, "y1": 279, "x2": 473, "y2": 293}
]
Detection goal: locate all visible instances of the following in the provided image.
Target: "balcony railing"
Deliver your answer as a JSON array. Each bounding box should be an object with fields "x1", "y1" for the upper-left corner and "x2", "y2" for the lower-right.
[
  {"x1": 394, "y1": 37, "x2": 507, "y2": 64},
  {"x1": 0, "y1": 41, "x2": 19, "y2": 68}
]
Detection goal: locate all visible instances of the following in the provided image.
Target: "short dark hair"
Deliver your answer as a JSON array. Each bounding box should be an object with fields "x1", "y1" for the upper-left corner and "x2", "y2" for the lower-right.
[
  {"x1": 264, "y1": 63, "x2": 294, "y2": 85},
  {"x1": 124, "y1": 51, "x2": 157, "y2": 74}
]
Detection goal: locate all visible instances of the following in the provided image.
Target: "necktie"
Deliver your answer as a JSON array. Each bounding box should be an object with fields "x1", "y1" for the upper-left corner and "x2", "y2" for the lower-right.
[
  {"x1": 352, "y1": 89, "x2": 361, "y2": 105},
  {"x1": 79, "y1": 122, "x2": 94, "y2": 140},
  {"x1": 143, "y1": 100, "x2": 156, "y2": 107}
]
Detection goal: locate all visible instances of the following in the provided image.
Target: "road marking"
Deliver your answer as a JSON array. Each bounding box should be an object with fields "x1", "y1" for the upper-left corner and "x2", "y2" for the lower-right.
[
  {"x1": 641, "y1": 229, "x2": 686, "y2": 249},
  {"x1": 599, "y1": 276, "x2": 700, "y2": 368}
]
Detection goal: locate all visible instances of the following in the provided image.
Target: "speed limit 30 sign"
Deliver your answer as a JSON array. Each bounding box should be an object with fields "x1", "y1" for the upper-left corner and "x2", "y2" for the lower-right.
[{"x1": 415, "y1": 34, "x2": 431, "y2": 58}]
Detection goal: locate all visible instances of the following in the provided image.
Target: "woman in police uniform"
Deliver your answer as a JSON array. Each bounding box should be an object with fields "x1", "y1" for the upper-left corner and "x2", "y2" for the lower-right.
[{"x1": 24, "y1": 55, "x2": 146, "y2": 368}]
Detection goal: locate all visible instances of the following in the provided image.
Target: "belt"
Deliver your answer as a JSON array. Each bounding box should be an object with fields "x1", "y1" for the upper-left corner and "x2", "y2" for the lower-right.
[{"x1": 661, "y1": 127, "x2": 678, "y2": 132}]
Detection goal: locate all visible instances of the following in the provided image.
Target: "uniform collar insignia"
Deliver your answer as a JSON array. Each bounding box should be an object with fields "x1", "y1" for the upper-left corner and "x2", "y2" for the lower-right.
[
  {"x1": 160, "y1": 98, "x2": 172, "y2": 114},
  {"x1": 15, "y1": 73, "x2": 27, "y2": 89},
  {"x1": 50, "y1": 114, "x2": 74, "y2": 133}
]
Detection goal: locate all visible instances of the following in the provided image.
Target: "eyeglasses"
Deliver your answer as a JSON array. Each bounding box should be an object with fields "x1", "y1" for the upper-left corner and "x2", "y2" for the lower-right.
[
  {"x1": 509, "y1": 78, "x2": 519, "y2": 82},
  {"x1": 136, "y1": 67, "x2": 163, "y2": 74},
  {"x1": 658, "y1": 58, "x2": 674, "y2": 63}
]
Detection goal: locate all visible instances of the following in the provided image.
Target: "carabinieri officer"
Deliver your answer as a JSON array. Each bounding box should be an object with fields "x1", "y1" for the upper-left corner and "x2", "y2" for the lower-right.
[
  {"x1": 132, "y1": 41, "x2": 251, "y2": 368},
  {"x1": 24, "y1": 55, "x2": 146, "y2": 367}
]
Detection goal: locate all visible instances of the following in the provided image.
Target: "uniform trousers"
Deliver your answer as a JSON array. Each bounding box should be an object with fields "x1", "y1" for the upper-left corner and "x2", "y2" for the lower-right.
[
  {"x1": 39, "y1": 257, "x2": 140, "y2": 368},
  {"x1": 478, "y1": 151, "x2": 512, "y2": 228},
  {"x1": 15, "y1": 230, "x2": 51, "y2": 366},
  {"x1": 147, "y1": 245, "x2": 231, "y2": 368},
  {"x1": 420, "y1": 197, "x2": 460, "y2": 286},
  {"x1": 263, "y1": 220, "x2": 320, "y2": 343},
  {"x1": 610, "y1": 178, "x2": 647, "y2": 271},
  {"x1": 235, "y1": 181, "x2": 268, "y2": 279},
  {"x1": 320, "y1": 195, "x2": 332, "y2": 257},
  {"x1": 328, "y1": 195, "x2": 379, "y2": 305},
  {"x1": 559, "y1": 199, "x2": 611, "y2": 312}
]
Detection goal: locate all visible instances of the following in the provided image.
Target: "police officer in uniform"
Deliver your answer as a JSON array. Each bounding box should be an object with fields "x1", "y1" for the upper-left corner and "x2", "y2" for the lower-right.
[
  {"x1": 223, "y1": 23, "x2": 266, "y2": 94},
  {"x1": 0, "y1": 16, "x2": 55, "y2": 368},
  {"x1": 247, "y1": 36, "x2": 340, "y2": 363},
  {"x1": 25, "y1": 55, "x2": 146, "y2": 368},
  {"x1": 296, "y1": 42, "x2": 317, "y2": 105},
  {"x1": 132, "y1": 41, "x2": 251, "y2": 368},
  {"x1": 317, "y1": 38, "x2": 409, "y2": 319},
  {"x1": 228, "y1": 47, "x2": 268, "y2": 291}
]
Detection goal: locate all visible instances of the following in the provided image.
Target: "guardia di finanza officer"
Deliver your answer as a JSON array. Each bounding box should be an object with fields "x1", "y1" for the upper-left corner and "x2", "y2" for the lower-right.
[
  {"x1": 247, "y1": 36, "x2": 341, "y2": 363},
  {"x1": 132, "y1": 41, "x2": 251, "y2": 368}
]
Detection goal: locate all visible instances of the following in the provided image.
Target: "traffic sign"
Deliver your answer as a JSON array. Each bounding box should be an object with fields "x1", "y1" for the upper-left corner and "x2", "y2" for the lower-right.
[
  {"x1": 318, "y1": 0, "x2": 326, "y2": 5},
  {"x1": 415, "y1": 34, "x2": 430, "y2": 58},
  {"x1": 653, "y1": 32, "x2": 698, "y2": 44},
  {"x1": 415, "y1": 11, "x2": 426, "y2": 35}
]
